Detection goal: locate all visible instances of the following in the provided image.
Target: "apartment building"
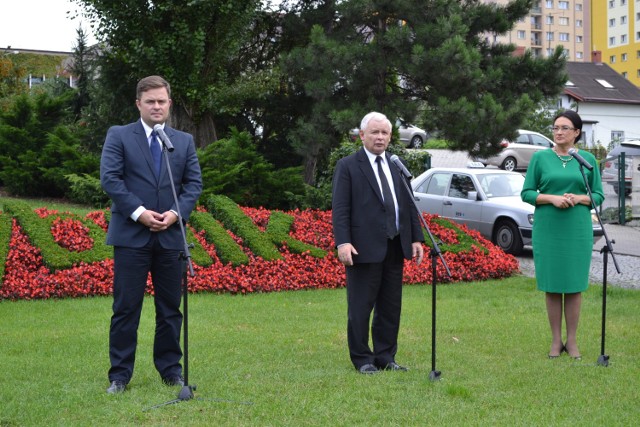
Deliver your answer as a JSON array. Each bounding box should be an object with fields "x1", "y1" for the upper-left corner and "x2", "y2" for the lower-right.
[
  {"x1": 593, "y1": 0, "x2": 640, "y2": 87},
  {"x1": 483, "y1": 0, "x2": 590, "y2": 61}
]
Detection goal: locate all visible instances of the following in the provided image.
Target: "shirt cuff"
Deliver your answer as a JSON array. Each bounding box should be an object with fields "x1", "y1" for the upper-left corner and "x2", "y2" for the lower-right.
[{"x1": 131, "y1": 206, "x2": 146, "y2": 222}]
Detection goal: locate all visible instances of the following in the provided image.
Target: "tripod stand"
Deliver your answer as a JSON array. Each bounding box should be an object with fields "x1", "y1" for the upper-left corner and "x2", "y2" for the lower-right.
[
  {"x1": 392, "y1": 157, "x2": 452, "y2": 380},
  {"x1": 577, "y1": 162, "x2": 621, "y2": 367}
]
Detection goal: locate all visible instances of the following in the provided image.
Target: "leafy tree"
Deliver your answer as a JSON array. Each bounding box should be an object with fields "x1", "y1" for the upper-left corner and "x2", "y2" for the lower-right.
[
  {"x1": 0, "y1": 52, "x2": 28, "y2": 108},
  {"x1": 72, "y1": 0, "x2": 271, "y2": 148}
]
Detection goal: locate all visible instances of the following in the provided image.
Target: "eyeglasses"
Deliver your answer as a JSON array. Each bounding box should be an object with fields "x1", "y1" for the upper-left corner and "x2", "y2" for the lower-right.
[{"x1": 551, "y1": 126, "x2": 577, "y2": 133}]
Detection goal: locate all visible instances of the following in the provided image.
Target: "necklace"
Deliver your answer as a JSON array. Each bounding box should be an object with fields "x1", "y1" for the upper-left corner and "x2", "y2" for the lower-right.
[{"x1": 553, "y1": 149, "x2": 573, "y2": 168}]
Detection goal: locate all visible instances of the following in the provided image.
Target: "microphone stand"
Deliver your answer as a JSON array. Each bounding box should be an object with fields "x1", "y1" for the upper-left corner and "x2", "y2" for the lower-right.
[
  {"x1": 577, "y1": 163, "x2": 621, "y2": 367},
  {"x1": 149, "y1": 138, "x2": 197, "y2": 408},
  {"x1": 146, "y1": 137, "x2": 254, "y2": 411},
  {"x1": 392, "y1": 163, "x2": 452, "y2": 381}
]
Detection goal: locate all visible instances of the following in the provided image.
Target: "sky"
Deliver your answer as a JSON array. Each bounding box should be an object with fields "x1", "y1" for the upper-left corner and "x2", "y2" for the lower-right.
[{"x1": 0, "y1": 0, "x2": 96, "y2": 52}]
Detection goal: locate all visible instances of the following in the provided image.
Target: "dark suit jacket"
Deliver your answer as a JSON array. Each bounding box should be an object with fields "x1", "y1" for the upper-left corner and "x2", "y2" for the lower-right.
[
  {"x1": 100, "y1": 120, "x2": 202, "y2": 249},
  {"x1": 332, "y1": 148, "x2": 424, "y2": 263}
]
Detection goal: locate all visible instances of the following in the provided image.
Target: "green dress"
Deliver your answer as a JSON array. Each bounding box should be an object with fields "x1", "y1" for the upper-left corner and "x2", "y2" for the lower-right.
[{"x1": 521, "y1": 148, "x2": 604, "y2": 293}]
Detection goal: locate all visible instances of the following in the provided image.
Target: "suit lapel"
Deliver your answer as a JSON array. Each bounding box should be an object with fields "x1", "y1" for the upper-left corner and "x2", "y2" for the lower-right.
[{"x1": 357, "y1": 148, "x2": 384, "y2": 204}]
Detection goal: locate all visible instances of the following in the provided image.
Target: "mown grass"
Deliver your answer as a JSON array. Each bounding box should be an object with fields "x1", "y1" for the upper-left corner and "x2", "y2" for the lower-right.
[{"x1": 1, "y1": 276, "x2": 638, "y2": 426}]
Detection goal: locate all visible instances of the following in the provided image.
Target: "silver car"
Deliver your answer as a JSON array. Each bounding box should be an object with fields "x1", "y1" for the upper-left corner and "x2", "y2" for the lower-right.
[
  {"x1": 601, "y1": 140, "x2": 640, "y2": 196},
  {"x1": 476, "y1": 129, "x2": 554, "y2": 171},
  {"x1": 395, "y1": 120, "x2": 428, "y2": 149},
  {"x1": 349, "y1": 120, "x2": 428, "y2": 148},
  {"x1": 411, "y1": 167, "x2": 603, "y2": 255}
]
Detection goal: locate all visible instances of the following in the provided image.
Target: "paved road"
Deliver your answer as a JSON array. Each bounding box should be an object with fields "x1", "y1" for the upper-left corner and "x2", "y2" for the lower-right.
[{"x1": 421, "y1": 149, "x2": 640, "y2": 289}]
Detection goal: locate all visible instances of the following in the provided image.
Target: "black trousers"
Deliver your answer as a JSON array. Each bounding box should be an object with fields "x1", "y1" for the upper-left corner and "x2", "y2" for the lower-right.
[
  {"x1": 345, "y1": 236, "x2": 404, "y2": 369},
  {"x1": 108, "y1": 236, "x2": 183, "y2": 383}
]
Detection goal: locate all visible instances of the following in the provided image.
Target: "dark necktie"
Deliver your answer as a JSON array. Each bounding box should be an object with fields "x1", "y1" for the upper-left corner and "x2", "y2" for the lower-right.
[
  {"x1": 150, "y1": 131, "x2": 161, "y2": 176},
  {"x1": 376, "y1": 156, "x2": 397, "y2": 239}
]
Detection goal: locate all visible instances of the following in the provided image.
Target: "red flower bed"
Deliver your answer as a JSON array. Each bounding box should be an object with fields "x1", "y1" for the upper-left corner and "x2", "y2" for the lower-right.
[{"x1": 0, "y1": 207, "x2": 518, "y2": 300}]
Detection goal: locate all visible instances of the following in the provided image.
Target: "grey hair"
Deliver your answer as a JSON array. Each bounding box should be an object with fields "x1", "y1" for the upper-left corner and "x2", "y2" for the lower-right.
[{"x1": 360, "y1": 112, "x2": 392, "y2": 132}]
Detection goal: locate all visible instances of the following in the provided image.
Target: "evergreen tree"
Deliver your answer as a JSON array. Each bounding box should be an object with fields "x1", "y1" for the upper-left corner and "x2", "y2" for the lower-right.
[{"x1": 281, "y1": 0, "x2": 566, "y2": 182}]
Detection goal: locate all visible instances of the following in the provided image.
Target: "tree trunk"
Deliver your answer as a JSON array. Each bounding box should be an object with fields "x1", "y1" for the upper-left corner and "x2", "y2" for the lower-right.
[{"x1": 171, "y1": 103, "x2": 218, "y2": 148}]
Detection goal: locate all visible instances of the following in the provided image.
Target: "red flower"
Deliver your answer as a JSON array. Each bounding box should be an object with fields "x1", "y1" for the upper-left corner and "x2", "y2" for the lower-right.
[{"x1": 0, "y1": 206, "x2": 519, "y2": 301}]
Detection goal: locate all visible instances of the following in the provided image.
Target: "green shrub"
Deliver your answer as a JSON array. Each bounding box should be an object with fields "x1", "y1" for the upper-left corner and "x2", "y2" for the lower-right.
[
  {"x1": 0, "y1": 212, "x2": 12, "y2": 286},
  {"x1": 2, "y1": 200, "x2": 112, "y2": 270},
  {"x1": 65, "y1": 173, "x2": 110, "y2": 208},
  {"x1": 198, "y1": 128, "x2": 306, "y2": 210}
]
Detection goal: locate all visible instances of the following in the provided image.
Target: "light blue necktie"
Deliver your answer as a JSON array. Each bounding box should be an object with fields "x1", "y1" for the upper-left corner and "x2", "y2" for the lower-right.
[{"x1": 150, "y1": 131, "x2": 161, "y2": 176}]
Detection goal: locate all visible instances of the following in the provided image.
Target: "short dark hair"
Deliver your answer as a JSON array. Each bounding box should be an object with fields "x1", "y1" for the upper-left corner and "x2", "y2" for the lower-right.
[
  {"x1": 136, "y1": 75, "x2": 171, "y2": 99},
  {"x1": 554, "y1": 110, "x2": 583, "y2": 142}
]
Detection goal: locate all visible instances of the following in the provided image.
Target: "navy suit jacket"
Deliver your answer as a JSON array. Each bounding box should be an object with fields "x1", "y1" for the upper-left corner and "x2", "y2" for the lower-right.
[
  {"x1": 332, "y1": 148, "x2": 424, "y2": 263},
  {"x1": 100, "y1": 119, "x2": 202, "y2": 249}
]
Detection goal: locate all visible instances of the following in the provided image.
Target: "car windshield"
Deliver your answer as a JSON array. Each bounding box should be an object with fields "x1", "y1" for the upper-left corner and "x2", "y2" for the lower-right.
[{"x1": 478, "y1": 174, "x2": 524, "y2": 197}]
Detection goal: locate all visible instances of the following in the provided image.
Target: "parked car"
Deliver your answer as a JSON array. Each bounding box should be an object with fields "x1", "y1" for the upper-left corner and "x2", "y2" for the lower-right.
[
  {"x1": 411, "y1": 167, "x2": 603, "y2": 255},
  {"x1": 475, "y1": 129, "x2": 554, "y2": 171},
  {"x1": 349, "y1": 120, "x2": 428, "y2": 149},
  {"x1": 395, "y1": 120, "x2": 428, "y2": 149},
  {"x1": 601, "y1": 140, "x2": 640, "y2": 196}
]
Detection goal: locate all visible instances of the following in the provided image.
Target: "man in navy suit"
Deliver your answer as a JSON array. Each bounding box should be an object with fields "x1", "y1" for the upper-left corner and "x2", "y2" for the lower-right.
[
  {"x1": 101, "y1": 75, "x2": 202, "y2": 394},
  {"x1": 332, "y1": 112, "x2": 424, "y2": 374}
]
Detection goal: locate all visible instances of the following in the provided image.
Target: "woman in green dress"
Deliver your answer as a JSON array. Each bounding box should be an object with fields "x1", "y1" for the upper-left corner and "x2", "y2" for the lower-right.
[{"x1": 521, "y1": 110, "x2": 604, "y2": 360}]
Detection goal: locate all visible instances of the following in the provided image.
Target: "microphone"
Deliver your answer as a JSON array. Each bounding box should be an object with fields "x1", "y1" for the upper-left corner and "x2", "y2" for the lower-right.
[
  {"x1": 389, "y1": 154, "x2": 412, "y2": 179},
  {"x1": 153, "y1": 124, "x2": 174, "y2": 152},
  {"x1": 568, "y1": 148, "x2": 593, "y2": 171}
]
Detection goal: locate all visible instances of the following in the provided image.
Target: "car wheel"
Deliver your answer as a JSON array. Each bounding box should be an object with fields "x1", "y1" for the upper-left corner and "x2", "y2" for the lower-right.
[
  {"x1": 493, "y1": 219, "x2": 523, "y2": 255},
  {"x1": 409, "y1": 135, "x2": 423, "y2": 149},
  {"x1": 501, "y1": 157, "x2": 517, "y2": 171}
]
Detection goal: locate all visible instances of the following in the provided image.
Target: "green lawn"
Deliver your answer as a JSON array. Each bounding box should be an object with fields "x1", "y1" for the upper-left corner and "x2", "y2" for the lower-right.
[{"x1": 1, "y1": 276, "x2": 638, "y2": 426}]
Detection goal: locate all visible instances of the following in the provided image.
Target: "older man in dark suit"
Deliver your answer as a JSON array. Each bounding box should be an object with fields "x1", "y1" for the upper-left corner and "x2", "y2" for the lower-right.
[
  {"x1": 332, "y1": 111, "x2": 424, "y2": 374},
  {"x1": 101, "y1": 75, "x2": 202, "y2": 394}
]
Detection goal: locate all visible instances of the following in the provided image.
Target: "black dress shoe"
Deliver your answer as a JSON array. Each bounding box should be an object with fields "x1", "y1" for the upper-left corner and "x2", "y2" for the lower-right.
[
  {"x1": 106, "y1": 380, "x2": 126, "y2": 394},
  {"x1": 382, "y1": 362, "x2": 408, "y2": 372},
  {"x1": 358, "y1": 364, "x2": 380, "y2": 374},
  {"x1": 162, "y1": 375, "x2": 185, "y2": 386}
]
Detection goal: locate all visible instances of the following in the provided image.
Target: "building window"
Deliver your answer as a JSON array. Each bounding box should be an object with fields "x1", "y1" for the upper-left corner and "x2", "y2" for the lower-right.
[
  {"x1": 517, "y1": 30, "x2": 526, "y2": 39},
  {"x1": 623, "y1": 72, "x2": 628, "y2": 78},
  {"x1": 621, "y1": 0, "x2": 627, "y2": 5},
  {"x1": 610, "y1": 18, "x2": 616, "y2": 27},
  {"x1": 621, "y1": 16, "x2": 628, "y2": 24},
  {"x1": 558, "y1": 1, "x2": 569, "y2": 9},
  {"x1": 560, "y1": 33, "x2": 570, "y2": 42},
  {"x1": 637, "y1": 50, "x2": 640, "y2": 58},
  {"x1": 610, "y1": 36, "x2": 616, "y2": 46},
  {"x1": 547, "y1": 32, "x2": 555, "y2": 41},
  {"x1": 546, "y1": 0, "x2": 554, "y2": 8},
  {"x1": 559, "y1": 17, "x2": 569, "y2": 25},
  {"x1": 622, "y1": 53, "x2": 628, "y2": 61},
  {"x1": 637, "y1": 32, "x2": 640, "y2": 41},
  {"x1": 610, "y1": 55, "x2": 616, "y2": 63},
  {"x1": 637, "y1": 12, "x2": 640, "y2": 21},
  {"x1": 576, "y1": 20, "x2": 583, "y2": 27},
  {"x1": 637, "y1": 69, "x2": 640, "y2": 78},
  {"x1": 576, "y1": 3, "x2": 582, "y2": 11},
  {"x1": 546, "y1": 16, "x2": 554, "y2": 25},
  {"x1": 609, "y1": 0, "x2": 615, "y2": 7},
  {"x1": 577, "y1": 35, "x2": 583, "y2": 43},
  {"x1": 612, "y1": 131, "x2": 625, "y2": 142},
  {"x1": 576, "y1": 52, "x2": 583, "y2": 59},
  {"x1": 622, "y1": 34, "x2": 628, "y2": 43}
]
